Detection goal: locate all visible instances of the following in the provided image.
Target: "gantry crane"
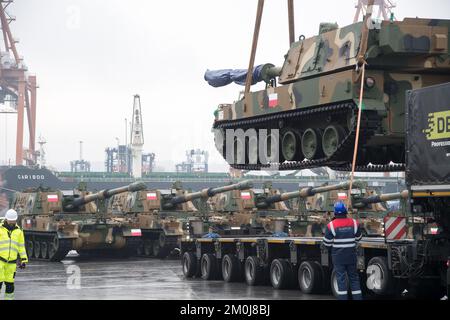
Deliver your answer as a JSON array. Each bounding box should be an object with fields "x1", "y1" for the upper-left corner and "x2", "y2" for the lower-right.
[{"x1": 0, "y1": 0, "x2": 37, "y2": 166}]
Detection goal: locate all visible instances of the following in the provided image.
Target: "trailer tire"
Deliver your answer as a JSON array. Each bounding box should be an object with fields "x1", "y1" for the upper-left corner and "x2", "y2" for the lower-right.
[
  {"x1": 331, "y1": 268, "x2": 349, "y2": 299},
  {"x1": 222, "y1": 254, "x2": 242, "y2": 282},
  {"x1": 182, "y1": 252, "x2": 197, "y2": 278},
  {"x1": 270, "y1": 259, "x2": 295, "y2": 290},
  {"x1": 200, "y1": 253, "x2": 219, "y2": 280},
  {"x1": 245, "y1": 256, "x2": 265, "y2": 286},
  {"x1": 366, "y1": 256, "x2": 392, "y2": 296},
  {"x1": 298, "y1": 261, "x2": 323, "y2": 294}
]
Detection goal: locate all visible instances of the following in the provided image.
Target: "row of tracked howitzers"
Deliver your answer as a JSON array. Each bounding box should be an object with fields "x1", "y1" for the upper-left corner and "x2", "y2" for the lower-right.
[{"x1": 9, "y1": 180, "x2": 412, "y2": 262}]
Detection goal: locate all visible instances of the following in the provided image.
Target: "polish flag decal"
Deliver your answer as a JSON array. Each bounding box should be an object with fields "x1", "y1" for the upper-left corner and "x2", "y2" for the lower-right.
[
  {"x1": 47, "y1": 195, "x2": 58, "y2": 202},
  {"x1": 131, "y1": 229, "x2": 142, "y2": 237},
  {"x1": 241, "y1": 191, "x2": 251, "y2": 200},
  {"x1": 147, "y1": 192, "x2": 157, "y2": 200},
  {"x1": 337, "y1": 193, "x2": 347, "y2": 200},
  {"x1": 268, "y1": 93, "x2": 278, "y2": 108}
]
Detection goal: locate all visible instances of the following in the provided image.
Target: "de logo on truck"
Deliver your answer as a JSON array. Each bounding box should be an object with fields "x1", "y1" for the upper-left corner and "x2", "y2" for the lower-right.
[{"x1": 423, "y1": 110, "x2": 450, "y2": 141}]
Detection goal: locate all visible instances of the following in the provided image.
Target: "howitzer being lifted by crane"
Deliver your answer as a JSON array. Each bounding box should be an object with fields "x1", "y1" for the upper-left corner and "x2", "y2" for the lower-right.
[
  {"x1": 10, "y1": 182, "x2": 147, "y2": 262},
  {"x1": 109, "y1": 180, "x2": 253, "y2": 258},
  {"x1": 210, "y1": 0, "x2": 450, "y2": 172}
]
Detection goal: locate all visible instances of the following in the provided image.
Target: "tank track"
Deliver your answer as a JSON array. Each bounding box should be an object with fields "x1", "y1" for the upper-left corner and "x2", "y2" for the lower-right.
[
  {"x1": 137, "y1": 232, "x2": 180, "y2": 259},
  {"x1": 24, "y1": 232, "x2": 72, "y2": 262},
  {"x1": 213, "y1": 101, "x2": 405, "y2": 172}
]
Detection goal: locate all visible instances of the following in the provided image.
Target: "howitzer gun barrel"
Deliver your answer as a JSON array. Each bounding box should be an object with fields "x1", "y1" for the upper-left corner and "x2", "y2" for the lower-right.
[
  {"x1": 352, "y1": 190, "x2": 409, "y2": 208},
  {"x1": 259, "y1": 180, "x2": 363, "y2": 208},
  {"x1": 67, "y1": 182, "x2": 146, "y2": 209},
  {"x1": 167, "y1": 180, "x2": 253, "y2": 207}
]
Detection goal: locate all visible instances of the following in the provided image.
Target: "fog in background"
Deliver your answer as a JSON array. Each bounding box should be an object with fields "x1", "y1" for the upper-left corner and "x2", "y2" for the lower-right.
[{"x1": 0, "y1": 0, "x2": 449, "y2": 172}]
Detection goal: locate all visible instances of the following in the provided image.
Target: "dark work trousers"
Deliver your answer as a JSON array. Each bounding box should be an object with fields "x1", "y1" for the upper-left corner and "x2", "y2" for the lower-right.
[{"x1": 334, "y1": 263, "x2": 362, "y2": 300}]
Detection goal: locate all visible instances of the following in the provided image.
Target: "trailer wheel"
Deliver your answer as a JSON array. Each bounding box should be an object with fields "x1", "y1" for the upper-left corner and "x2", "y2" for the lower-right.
[
  {"x1": 366, "y1": 256, "x2": 392, "y2": 296},
  {"x1": 331, "y1": 268, "x2": 349, "y2": 299},
  {"x1": 245, "y1": 256, "x2": 265, "y2": 286},
  {"x1": 222, "y1": 254, "x2": 242, "y2": 282},
  {"x1": 182, "y1": 252, "x2": 197, "y2": 278},
  {"x1": 270, "y1": 259, "x2": 295, "y2": 290},
  {"x1": 200, "y1": 253, "x2": 219, "y2": 280},
  {"x1": 298, "y1": 261, "x2": 323, "y2": 294}
]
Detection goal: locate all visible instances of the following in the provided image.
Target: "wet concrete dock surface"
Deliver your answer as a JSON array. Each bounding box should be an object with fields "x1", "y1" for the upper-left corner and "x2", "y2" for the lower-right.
[{"x1": 13, "y1": 253, "x2": 331, "y2": 300}]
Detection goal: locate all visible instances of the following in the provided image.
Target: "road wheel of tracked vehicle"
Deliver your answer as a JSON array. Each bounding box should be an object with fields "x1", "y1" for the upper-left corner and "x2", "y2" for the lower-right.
[
  {"x1": 153, "y1": 234, "x2": 170, "y2": 258},
  {"x1": 182, "y1": 252, "x2": 198, "y2": 278},
  {"x1": 281, "y1": 129, "x2": 302, "y2": 161},
  {"x1": 233, "y1": 136, "x2": 246, "y2": 166},
  {"x1": 33, "y1": 241, "x2": 41, "y2": 259},
  {"x1": 298, "y1": 261, "x2": 323, "y2": 294},
  {"x1": 245, "y1": 256, "x2": 266, "y2": 286},
  {"x1": 246, "y1": 133, "x2": 259, "y2": 165},
  {"x1": 136, "y1": 242, "x2": 144, "y2": 256},
  {"x1": 265, "y1": 129, "x2": 284, "y2": 164},
  {"x1": 270, "y1": 259, "x2": 295, "y2": 290},
  {"x1": 40, "y1": 241, "x2": 49, "y2": 260},
  {"x1": 26, "y1": 240, "x2": 34, "y2": 258},
  {"x1": 222, "y1": 254, "x2": 243, "y2": 282},
  {"x1": 301, "y1": 128, "x2": 323, "y2": 160},
  {"x1": 201, "y1": 253, "x2": 219, "y2": 280},
  {"x1": 152, "y1": 241, "x2": 166, "y2": 258},
  {"x1": 48, "y1": 239, "x2": 57, "y2": 261},
  {"x1": 322, "y1": 125, "x2": 346, "y2": 158},
  {"x1": 143, "y1": 240, "x2": 153, "y2": 257}
]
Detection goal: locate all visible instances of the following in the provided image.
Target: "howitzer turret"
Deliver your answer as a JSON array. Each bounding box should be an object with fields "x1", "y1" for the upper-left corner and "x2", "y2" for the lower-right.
[
  {"x1": 163, "y1": 180, "x2": 253, "y2": 209},
  {"x1": 256, "y1": 180, "x2": 363, "y2": 209},
  {"x1": 352, "y1": 190, "x2": 409, "y2": 209},
  {"x1": 65, "y1": 182, "x2": 146, "y2": 210}
]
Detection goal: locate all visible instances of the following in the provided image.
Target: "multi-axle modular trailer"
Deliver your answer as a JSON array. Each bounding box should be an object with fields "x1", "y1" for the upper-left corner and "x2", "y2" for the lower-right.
[{"x1": 181, "y1": 234, "x2": 448, "y2": 299}]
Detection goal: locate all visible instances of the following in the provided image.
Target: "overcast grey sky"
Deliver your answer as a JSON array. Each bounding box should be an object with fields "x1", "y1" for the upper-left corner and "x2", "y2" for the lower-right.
[{"x1": 1, "y1": 0, "x2": 449, "y2": 172}]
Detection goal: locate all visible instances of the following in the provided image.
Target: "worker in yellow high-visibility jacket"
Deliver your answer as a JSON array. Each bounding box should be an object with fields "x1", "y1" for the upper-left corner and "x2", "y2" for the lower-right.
[{"x1": 0, "y1": 209, "x2": 28, "y2": 300}]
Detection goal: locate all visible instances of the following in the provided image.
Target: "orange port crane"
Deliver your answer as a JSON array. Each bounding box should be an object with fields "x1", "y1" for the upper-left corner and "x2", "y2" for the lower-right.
[{"x1": 0, "y1": 0, "x2": 37, "y2": 166}]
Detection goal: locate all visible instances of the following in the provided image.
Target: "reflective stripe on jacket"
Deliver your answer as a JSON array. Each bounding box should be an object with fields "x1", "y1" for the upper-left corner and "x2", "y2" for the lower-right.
[
  {"x1": 322, "y1": 216, "x2": 362, "y2": 265},
  {"x1": 0, "y1": 223, "x2": 28, "y2": 263}
]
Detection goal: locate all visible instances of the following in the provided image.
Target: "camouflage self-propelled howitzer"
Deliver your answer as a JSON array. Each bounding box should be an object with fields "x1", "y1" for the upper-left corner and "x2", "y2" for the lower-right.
[
  {"x1": 287, "y1": 181, "x2": 368, "y2": 237},
  {"x1": 209, "y1": 180, "x2": 359, "y2": 235},
  {"x1": 351, "y1": 189, "x2": 411, "y2": 236},
  {"x1": 11, "y1": 182, "x2": 146, "y2": 261},
  {"x1": 210, "y1": 17, "x2": 450, "y2": 171},
  {"x1": 108, "y1": 180, "x2": 252, "y2": 258}
]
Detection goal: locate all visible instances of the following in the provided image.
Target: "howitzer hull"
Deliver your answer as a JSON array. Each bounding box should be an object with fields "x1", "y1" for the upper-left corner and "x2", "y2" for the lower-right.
[{"x1": 21, "y1": 216, "x2": 141, "y2": 262}]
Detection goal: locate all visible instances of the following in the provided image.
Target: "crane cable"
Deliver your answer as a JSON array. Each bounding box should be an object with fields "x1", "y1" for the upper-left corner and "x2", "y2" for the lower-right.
[
  {"x1": 347, "y1": 0, "x2": 374, "y2": 208},
  {"x1": 347, "y1": 62, "x2": 367, "y2": 208}
]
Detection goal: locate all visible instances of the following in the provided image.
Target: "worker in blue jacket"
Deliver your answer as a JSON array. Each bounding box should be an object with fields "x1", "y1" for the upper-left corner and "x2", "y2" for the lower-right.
[{"x1": 323, "y1": 201, "x2": 363, "y2": 300}]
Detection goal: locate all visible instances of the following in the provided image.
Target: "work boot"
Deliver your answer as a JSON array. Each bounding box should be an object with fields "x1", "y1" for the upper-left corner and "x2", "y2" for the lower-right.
[{"x1": 4, "y1": 293, "x2": 14, "y2": 300}]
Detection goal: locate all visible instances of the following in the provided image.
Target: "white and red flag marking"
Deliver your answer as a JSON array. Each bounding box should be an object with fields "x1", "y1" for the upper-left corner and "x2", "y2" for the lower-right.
[
  {"x1": 146, "y1": 192, "x2": 157, "y2": 200},
  {"x1": 131, "y1": 229, "x2": 142, "y2": 237},
  {"x1": 268, "y1": 93, "x2": 278, "y2": 108},
  {"x1": 337, "y1": 192, "x2": 347, "y2": 200},
  {"x1": 47, "y1": 194, "x2": 58, "y2": 203},
  {"x1": 241, "y1": 191, "x2": 251, "y2": 200}
]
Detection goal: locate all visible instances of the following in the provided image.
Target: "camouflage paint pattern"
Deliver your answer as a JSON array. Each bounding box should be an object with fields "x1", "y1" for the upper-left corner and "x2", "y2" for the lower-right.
[
  {"x1": 11, "y1": 183, "x2": 141, "y2": 255},
  {"x1": 213, "y1": 18, "x2": 450, "y2": 165}
]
